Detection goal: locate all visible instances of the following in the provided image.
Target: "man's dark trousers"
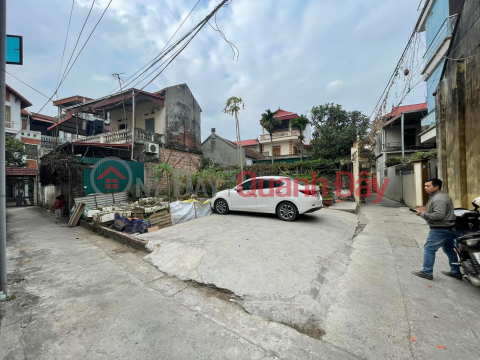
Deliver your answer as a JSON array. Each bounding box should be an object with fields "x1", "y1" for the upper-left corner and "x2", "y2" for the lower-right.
[{"x1": 422, "y1": 228, "x2": 461, "y2": 275}]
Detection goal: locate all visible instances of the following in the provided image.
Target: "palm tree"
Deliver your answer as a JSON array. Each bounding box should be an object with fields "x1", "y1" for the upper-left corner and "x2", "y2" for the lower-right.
[
  {"x1": 290, "y1": 115, "x2": 310, "y2": 161},
  {"x1": 223, "y1": 97, "x2": 244, "y2": 174},
  {"x1": 260, "y1": 109, "x2": 281, "y2": 164}
]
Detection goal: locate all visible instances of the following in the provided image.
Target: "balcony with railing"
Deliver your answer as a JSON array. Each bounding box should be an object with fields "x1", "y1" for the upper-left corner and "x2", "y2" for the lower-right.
[
  {"x1": 420, "y1": 110, "x2": 436, "y2": 132},
  {"x1": 259, "y1": 129, "x2": 300, "y2": 142},
  {"x1": 79, "y1": 128, "x2": 164, "y2": 145},
  {"x1": 5, "y1": 120, "x2": 18, "y2": 131},
  {"x1": 424, "y1": 14, "x2": 457, "y2": 65},
  {"x1": 261, "y1": 152, "x2": 309, "y2": 160},
  {"x1": 41, "y1": 135, "x2": 70, "y2": 148},
  {"x1": 40, "y1": 128, "x2": 164, "y2": 150},
  {"x1": 384, "y1": 141, "x2": 435, "y2": 153}
]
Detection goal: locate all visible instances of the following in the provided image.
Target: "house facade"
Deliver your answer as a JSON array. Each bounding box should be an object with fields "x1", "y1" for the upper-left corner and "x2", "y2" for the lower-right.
[
  {"x1": 415, "y1": 0, "x2": 464, "y2": 146},
  {"x1": 258, "y1": 109, "x2": 311, "y2": 160},
  {"x1": 5, "y1": 84, "x2": 32, "y2": 136},
  {"x1": 374, "y1": 103, "x2": 436, "y2": 187},
  {"x1": 233, "y1": 139, "x2": 261, "y2": 153},
  {"x1": 202, "y1": 128, "x2": 265, "y2": 167},
  {"x1": 435, "y1": 0, "x2": 480, "y2": 208},
  {"x1": 45, "y1": 83, "x2": 202, "y2": 190},
  {"x1": 4, "y1": 85, "x2": 39, "y2": 206}
]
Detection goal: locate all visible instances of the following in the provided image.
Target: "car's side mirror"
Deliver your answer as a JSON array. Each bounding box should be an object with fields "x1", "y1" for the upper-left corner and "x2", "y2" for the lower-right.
[{"x1": 236, "y1": 185, "x2": 242, "y2": 192}]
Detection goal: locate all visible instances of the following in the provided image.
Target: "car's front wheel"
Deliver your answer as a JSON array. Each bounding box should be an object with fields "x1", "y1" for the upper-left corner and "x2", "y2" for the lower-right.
[
  {"x1": 214, "y1": 199, "x2": 229, "y2": 215},
  {"x1": 277, "y1": 202, "x2": 298, "y2": 221}
]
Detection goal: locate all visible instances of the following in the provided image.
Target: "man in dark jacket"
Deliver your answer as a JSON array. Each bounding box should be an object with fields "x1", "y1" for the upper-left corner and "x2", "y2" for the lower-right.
[{"x1": 412, "y1": 178, "x2": 461, "y2": 281}]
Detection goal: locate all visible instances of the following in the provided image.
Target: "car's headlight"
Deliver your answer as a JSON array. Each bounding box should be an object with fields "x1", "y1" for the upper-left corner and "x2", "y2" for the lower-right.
[{"x1": 466, "y1": 239, "x2": 480, "y2": 246}]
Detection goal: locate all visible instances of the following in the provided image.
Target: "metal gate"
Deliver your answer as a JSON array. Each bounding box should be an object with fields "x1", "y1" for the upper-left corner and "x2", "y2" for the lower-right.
[
  {"x1": 6, "y1": 176, "x2": 35, "y2": 207},
  {"x1": 81, "y1": 157, "x2": 144, "y2": 196}
]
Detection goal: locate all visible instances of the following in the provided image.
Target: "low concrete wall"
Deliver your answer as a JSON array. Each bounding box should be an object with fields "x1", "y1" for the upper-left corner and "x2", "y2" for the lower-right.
[
  {"x1": 402, "y1": 173, "x2": 416, "y2": 209},
  {"x1": 384, "y1": 167, "x2": 402, "y2": 203},
  {"x1": 384, "y1": 166, "x2": 416, "y2": 208},
  {"x1": 79, "y1": 220, "x2": 149, "y2": 252}
]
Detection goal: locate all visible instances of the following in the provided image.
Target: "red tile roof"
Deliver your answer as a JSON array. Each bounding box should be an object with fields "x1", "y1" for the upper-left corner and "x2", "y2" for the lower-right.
[
  {"x1": 33, "y1": 113, "x2": 56, "y2": 122},
  {"x1": 6, "y1": 84, "x2": 33, "y2": 108},
  {"x1": 233, "y1": 139, "x2": 259, "y2": 147},
  {"x1": 22, "y1": 109, "x2": 56, "y2": 123},
  {"x1": 384, "y1": 103, "x2": 427, "y2": 119},
  {"x1": 6, "y1": 167, "x2": 38, "y2": 176},
  {"x1": 273, "y1": 108, "x2": 299, "y2": 121},
  {"x1": 53, "y1": 95, "x2": 93, "y2": 107}
]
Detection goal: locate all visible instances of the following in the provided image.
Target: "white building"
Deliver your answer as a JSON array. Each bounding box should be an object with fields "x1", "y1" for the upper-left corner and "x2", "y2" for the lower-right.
[{"x1": 5, "y1": 84, "x2": 32, "y2": 137}]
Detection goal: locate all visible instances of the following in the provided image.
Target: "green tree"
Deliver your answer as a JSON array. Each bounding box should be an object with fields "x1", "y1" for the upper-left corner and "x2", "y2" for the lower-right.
[
  {"x1": 223, "y1": 97, "x2": 244, "y2": 174},
  {"x1": 260, "y1": 109, "x2": 281, "y2": 164},
  {"x1": 310, "y1": 104, "x2": 370, "y2": 162},
  {"x1": 5, "y1": 136, "x2": 27, "y2": 167},
  {"x1": 290, "y1": 114, "x2": 310, "y2": 161}
]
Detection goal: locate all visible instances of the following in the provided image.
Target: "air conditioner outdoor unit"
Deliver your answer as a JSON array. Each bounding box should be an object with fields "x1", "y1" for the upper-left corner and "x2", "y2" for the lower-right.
[{"x1": 146, "y1": 142, "x2": 160, "y2": 154}]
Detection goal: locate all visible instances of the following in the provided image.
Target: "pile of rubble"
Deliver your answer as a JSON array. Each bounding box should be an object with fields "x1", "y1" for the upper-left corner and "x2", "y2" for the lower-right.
[{"x1": 83, "y1": 197, "x2": 169, "y2": 225}]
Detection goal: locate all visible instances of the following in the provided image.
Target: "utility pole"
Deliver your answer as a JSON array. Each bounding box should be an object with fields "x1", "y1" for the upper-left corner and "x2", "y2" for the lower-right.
[
  {"x1": 111, "y1": 72, "x2": 127, "y2": 131},
  {"x1": 1, "y1": 0, "x2": 8, "y2": 295}
]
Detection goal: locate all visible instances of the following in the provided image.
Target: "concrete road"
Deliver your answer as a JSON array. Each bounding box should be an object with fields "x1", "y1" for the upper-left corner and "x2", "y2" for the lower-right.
[
  {"x1": 140, "y1": 199, "x2": 480, "y2": 360},
  {"x1": 139, "y1": 209, "x2": 359, "y2": 332},
  {"x1": 322, "y1": 197, "x2": 480, "y2": 360},
  {"x1": 0, "y1": 207, "x2": 357, "y2": 360}
]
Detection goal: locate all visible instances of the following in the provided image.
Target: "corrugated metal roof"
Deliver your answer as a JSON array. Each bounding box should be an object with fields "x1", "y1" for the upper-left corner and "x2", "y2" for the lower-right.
[
  {"x1": 6, "y1": 167, "x2": 37, "y2": 176},
  {"x1": 74, "y1": 192, "x2": 128, "y2": 207}
]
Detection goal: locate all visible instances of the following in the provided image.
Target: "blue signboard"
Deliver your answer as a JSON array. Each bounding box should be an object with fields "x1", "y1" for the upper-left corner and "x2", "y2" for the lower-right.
[{"x1": 6, "y1": 35, "x2": 23, "y2": 65}]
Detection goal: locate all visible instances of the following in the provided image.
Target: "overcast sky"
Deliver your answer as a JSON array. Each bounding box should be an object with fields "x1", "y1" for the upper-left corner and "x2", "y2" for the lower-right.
[{"x1": 6, "y1": 0, "x2": 426, "y2": 142}]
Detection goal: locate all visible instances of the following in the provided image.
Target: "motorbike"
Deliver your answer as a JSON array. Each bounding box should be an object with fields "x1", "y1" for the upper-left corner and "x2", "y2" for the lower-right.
[{"x1": 454, "y1": 197, "x2": 480, "y2": 287}]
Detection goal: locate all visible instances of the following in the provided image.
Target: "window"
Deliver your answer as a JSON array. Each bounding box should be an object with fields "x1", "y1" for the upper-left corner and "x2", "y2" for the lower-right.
[
  {"x1": 242, "y1": 180, "x2": 257, "y2": 191},
  {"x1": 5, "y1": 105, "x2": 12, "y2": 128},
  {"x1": 211, "y1": 139, "x2": 216, "y2": 152},
  {"x1": 119, "y1": 124, "x2": 127, "y2": 130},
  {"x1": 259, "y1": 178, "x2": 285, "y2": 189},
  {"x1": 273, "y1": 146, "x2": 281, "y2": 156},
  {"x1": 260, "y1": 178, "x2": 273, "y2": 189},
  {"x1": 145, "y1": 118, "x2": 155, "y2": 133},
  {"x1": 24, "y1": 144, "x2": 38, "y2": 160}
]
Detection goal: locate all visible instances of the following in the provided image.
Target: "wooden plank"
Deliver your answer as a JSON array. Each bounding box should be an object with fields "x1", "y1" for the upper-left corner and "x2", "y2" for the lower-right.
[
  {"x1": 146, "y1": 226, "x2": 159, "y2": 233},
  {"x1": 68, "y1": 203, "x2": 86, "y2": 227}
]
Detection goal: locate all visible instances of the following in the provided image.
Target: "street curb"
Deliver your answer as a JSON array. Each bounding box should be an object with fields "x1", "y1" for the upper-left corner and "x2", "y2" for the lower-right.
[
  {"x1": 327, "y1": 202, "x2": 359, "y2": 214},
  {"x1": 79, "y1": 220, "x2": 150, "y2": 253}
]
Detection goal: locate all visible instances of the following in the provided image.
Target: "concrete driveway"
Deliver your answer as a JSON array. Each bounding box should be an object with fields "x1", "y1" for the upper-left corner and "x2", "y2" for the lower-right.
[{"x1": 138, "y1": 209, "x2": 359, "y2": 334}]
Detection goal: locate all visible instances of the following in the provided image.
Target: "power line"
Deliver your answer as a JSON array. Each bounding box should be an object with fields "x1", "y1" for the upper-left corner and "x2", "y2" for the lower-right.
[
  {"x1": 15, "y1": 0, "x2": 113, "y2": 137},
  {"x1": 72, "y1": 0, "x2": 231, "y2": 119},
  {"x1": 122, "y1": 0, "x2": 235, "y2": 92},
  {"x1": 117, "y1": 0, "x2": 202, "y2": 92},
  {"x1": 1, "y1": 69, "x2": 49, "y2": 99},
  {"x1": 59, "y1": 0, "x2": 96, "y2": 86},
  {"x1": 377, "y1": 0, "x2": 480, "y2": 118},
  {"x1": 55, "y1": 0, "x2": 75, "y2": 94},
  {"x1": 369, "y1": 29, "x2": 418, "y2": 119},
  {"x1": 139, "y1": 0, "x2": 229, "y2": 90},
  {"x1": 118, "y1": 18, "x2": 205, "y2": 91}
]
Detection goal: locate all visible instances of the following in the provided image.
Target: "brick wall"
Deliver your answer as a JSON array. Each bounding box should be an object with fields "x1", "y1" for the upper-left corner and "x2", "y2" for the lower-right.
[
  {"x1": 21, "y1": 137, "x2": 41, "y2": 145},
  {"x1": 144, "y1": 147, "x2": 201, "y2": 187}
]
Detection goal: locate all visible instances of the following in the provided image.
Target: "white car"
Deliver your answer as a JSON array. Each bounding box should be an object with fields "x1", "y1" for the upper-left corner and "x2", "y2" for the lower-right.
[{"x1": 211, "y1": 176, "x2": 323, "y2": 221}]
